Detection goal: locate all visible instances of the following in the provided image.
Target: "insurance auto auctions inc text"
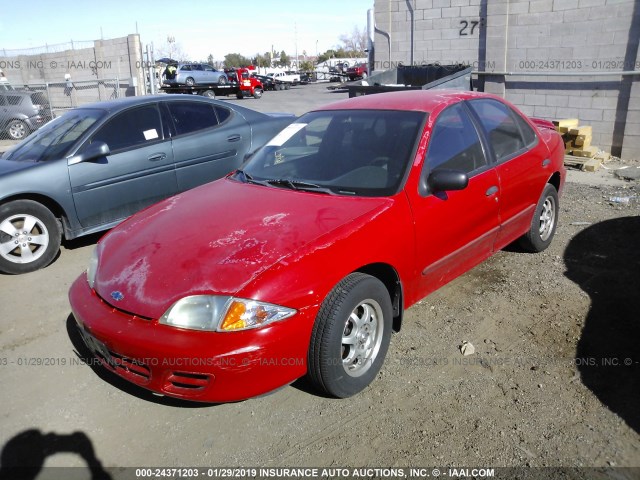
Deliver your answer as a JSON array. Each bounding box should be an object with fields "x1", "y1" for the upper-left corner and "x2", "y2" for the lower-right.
[{"x1": 254, "y1": 467, "x2": 495, "y2": 478}]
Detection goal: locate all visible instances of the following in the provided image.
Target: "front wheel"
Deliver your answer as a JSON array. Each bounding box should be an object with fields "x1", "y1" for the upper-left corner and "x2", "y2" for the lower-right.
[
  {"x1": 519, "y1": 183, "x2": 559, "y2": 252},
  {"x1": 0, "y1": 200, "x2": 61, "y2": 274},
  {"x1": 218, "y1": 76, "x2": 228, "y2": 85},
  {"x1": 308, "y1": 273, "x2": 392, "y2": 398},
  {"x1": 7, "y1": 119, "x2": 29, "y2": 140},
  {"x1": 253, "y1": 88, "x2": 263, "y2": 99},
  {"x1": 185, "y1": 77, "x2": 195, "y2": 86}
]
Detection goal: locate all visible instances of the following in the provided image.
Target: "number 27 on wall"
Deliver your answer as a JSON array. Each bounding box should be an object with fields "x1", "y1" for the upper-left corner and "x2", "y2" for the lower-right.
[{"x1": 459, "y1": 18, "x2": 486, "y2": 36}]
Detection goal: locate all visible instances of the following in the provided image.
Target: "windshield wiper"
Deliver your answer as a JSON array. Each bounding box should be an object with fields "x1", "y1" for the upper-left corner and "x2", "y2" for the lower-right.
[
  {"x1": 234, "y1": 169, "x2": 267, "y2": 186},
  {"x1": 265, "y1": 178, "x2": 334, "y2": 195}
]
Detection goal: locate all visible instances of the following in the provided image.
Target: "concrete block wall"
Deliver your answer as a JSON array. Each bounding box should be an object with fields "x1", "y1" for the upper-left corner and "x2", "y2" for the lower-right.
[
  {"x1": 0, "y1": 34, "x2": 145, "y2": 97},
  {"x1": 373, "y1": 0, "x2": 640, "y2": 159}
]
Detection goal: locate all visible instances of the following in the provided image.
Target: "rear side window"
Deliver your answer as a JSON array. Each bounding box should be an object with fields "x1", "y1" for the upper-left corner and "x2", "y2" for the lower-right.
[
  {"x1": 167, "y1": 102, "x2": 219, "y2": 135},
  {"x1": 91, "y1": 105, "x2": 163, "y2": 152},
  {"x1": 7, "y1": 95, "x2": 22, "y2": 105},
  {"x1": 214, "y1": 106, "x2": 231, "y2": 123},
  {"x1": 426, "y1": 103, "x2": 487, "y2": 174},
  {"x1": 467, "y1": 99, "x2": 528, "y2": 162},
  {"x1": 0, "y1": 96, "x2": 6, "y2": 106}
]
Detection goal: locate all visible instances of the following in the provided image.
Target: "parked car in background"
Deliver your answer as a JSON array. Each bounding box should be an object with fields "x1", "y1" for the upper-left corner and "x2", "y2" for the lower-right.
[
  {"x1": 0, "y1": 95, "x2": 295, "y2": 274},
  {"x1": 69, "y1": 90, "x2": 566, "y2": 403},
  {"x1": 346, "y1": 62, "x2": 368, "y2": 81},
  {"x1": 267, "y1": 71, "x2": 300, "y2": 85},
  {"x1": 254, "y1": 74, "x2": 278, "y2": 91},
  {"x1": 1, "y1": 90, "x2": 51, "y2": 140},
  {"x1": 163, "y1": 63, "x2": 229, "y2": 86}
]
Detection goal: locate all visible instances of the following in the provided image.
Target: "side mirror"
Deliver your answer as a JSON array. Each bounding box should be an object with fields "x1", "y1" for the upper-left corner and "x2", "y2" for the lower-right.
[
  {"x1": 426, "y1": 169, "x2": 469, "y2": 193},
  {"x1": 68, "y1": 141, "x2": 110, "y2": 165}
]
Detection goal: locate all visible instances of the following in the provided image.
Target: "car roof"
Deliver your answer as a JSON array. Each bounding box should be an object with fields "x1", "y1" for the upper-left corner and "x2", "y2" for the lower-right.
[
  {"x1": 314, "y1": 89, "x2": 505, "y2": 114},
  {"x1": 73, "y1": 94, "x2": 225, "y2": 114}
]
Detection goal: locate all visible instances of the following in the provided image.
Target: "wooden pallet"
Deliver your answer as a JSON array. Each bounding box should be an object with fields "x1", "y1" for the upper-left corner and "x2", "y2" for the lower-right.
[{"x1": 564, "y1": 154, "x2": 602, "y2": 172}]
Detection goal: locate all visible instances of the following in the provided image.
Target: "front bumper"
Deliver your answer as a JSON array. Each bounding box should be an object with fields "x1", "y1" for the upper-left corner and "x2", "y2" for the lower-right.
[{"x1": 68, "y1": 275, "x2": 310, "y2": 402}]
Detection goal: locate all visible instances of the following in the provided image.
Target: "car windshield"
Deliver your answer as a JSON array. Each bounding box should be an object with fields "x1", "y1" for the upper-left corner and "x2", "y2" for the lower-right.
[
  {"x1": 239, "y1": 110, "x2": 426, "y2": 197},
  {"x1": 5, "y1": 108, "x2": 105, "y2": 162}
]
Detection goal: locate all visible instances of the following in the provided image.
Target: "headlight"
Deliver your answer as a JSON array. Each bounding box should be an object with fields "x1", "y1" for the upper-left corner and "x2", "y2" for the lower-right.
[
  {"x1": 86, "y1": 247, "x2": 99, "y2": 289},
  {"x1": 159, "y1": 296, "x2": 296, "y2": 332}
]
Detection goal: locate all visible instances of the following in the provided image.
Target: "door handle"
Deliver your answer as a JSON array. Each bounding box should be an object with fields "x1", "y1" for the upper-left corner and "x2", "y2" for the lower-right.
[
  {"x1": 227, "y1": 134, "x2": 241, "y2": 142},
  {"x1": 148, "y1": 153, "x2": 166, "y2": 161},
  {"x1": 485, "y1": 186, "x2": 499, "y2": 196},
  {"x1": 542, "y1": 158, "x2": 551, "y2": 167}
]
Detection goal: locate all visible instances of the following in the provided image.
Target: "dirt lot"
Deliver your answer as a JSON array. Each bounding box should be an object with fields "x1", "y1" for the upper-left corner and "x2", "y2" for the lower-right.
[{"x1": 0, "y1": 83, "x2": 639, "y2": 478}]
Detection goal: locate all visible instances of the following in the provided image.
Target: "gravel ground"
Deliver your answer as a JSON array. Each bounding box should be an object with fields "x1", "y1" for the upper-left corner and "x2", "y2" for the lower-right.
[{"x1": 0, "y1": 83, "x2": 638, "y2": 479}]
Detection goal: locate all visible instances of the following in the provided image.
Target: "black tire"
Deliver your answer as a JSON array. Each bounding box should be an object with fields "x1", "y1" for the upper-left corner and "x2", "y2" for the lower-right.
[
  {"x1": 7, "y1": 119, "x2": 29, "y2": 140},
  {"x1": 308, "y1": 273, "x2": 392, "y2": 398},
  {"x1": 218, "y1": 76, "x2": 228, "y2": 85},
  {"x1": 519, "y1": 183, "x2": 559, "y2": 253},
  {"x1": 201, "y1": 89, "x2": 215, "y2": 98},
  {"x1": 0, "y1": 200, "x2": 61, "y2": 274},
  {"x1": 284, "y1": 83, "x2": 291, "y2": 90},
  {"x1": 253, "y1": 88, "x2": 263, "y2": 99},
  {"x1": 236, "y1": 92, "x2": 244, "y2": 99},
  {"x1": 185, "y1": 77, "x2": 195, "y2": 86}
]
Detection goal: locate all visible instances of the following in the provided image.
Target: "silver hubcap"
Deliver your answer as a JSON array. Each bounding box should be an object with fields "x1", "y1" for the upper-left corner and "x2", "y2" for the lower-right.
[
  {"x1": 341, "y1": 299, "x2": 384, "y2": 377},
  {"x1": 0, "y1": 214, "x2": 49, "y2": 264},
  {"x1": 9, "y1": 122, "x2": 26, "y2": 139},
  {"x1": 539, "y1": 196, "x2": 556, "y2": 242}
]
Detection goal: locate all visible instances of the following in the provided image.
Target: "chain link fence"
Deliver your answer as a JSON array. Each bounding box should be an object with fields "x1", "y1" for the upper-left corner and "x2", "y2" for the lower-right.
[{"x1": 1, "y1": 79, "x2": 133, "y2": 141}]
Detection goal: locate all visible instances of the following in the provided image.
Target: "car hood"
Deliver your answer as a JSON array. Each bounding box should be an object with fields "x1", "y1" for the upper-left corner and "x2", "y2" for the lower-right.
[
  {"x1": 0, "y1": 157, "x2": 39, "y2": 175},
  {"x1": 94, "y1": 178, "x2": 390, "y2": 319}
]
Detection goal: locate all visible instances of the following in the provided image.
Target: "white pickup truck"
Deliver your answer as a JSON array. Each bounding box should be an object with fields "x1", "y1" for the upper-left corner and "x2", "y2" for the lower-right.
[{"x1": 267, "y1": 71, "x2": 300, "y2": 86}]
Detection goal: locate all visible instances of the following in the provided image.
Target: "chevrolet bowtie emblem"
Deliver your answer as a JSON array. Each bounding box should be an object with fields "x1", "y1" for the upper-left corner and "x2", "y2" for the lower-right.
[{"x1": 110, "y1": 291, "x2": 124, "y2": 301}]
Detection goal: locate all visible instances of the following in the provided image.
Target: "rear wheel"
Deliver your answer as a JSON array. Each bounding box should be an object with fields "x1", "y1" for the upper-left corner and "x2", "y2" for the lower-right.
[
  {"x1": 185, "y1": 77, "x2": 195, "y2": 86},
  {"x1": 0, "y1": 200, "x2": 61, "y2": 274},
  {"x1": 7, "y1": 119, "x2": 28, "y2": 140},
  {"x1": 201, "y1": 89, "x2": 215, "y2": 98},
  {"x1": 519, "y1": 183, "x2": 559, "y2": 252},
  {"x1": 308, "y1": 273, "x2": 392, "y2": 398}
]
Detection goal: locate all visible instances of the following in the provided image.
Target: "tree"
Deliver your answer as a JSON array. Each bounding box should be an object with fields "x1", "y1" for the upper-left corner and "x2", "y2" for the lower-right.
[
  {"x1": 253, "y1": 52, "x2": 271, "y2": 68},
  {"x1": 277, "y1": 50, "x2": 290, "y2": 67},
  {"x1": 338, "y1": 26, "x2": 367, "y2": 57},
  {"x1": 224, "y1": 53, "x2": 251, "y2": 68},
  {"x1": 207, "y1": 54, "x2": 214, "y2": 66},
  {"x1": 156, "y1": 36, "x2": 188, "y2": 61},
  {"x1": 299, "y1": 61, "x2": 314, "y2": 72}
]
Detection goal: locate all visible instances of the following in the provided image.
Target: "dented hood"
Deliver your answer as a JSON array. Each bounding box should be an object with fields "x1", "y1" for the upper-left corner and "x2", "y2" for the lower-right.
[{"x1": 94, "y1": 178, "x2": 388, "y2": 319}]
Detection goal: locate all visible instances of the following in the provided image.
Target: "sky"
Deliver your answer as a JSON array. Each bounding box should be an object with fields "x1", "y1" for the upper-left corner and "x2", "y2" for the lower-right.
[{"x1": 0, "y1": 0, "x2": 373, "y2": 61}]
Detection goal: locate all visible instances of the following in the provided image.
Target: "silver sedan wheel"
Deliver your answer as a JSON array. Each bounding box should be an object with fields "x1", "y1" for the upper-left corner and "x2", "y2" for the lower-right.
[
  {"x1": 342, "y1": 299, "x2": 384, "y2": 377},
  {"x1": 538, "y1": 195, "x2": 556, "y2": 242},
  {"x1": 0, "y1": 213, "x2": 50, "y2": 264},
  {"x1": 8, "y1": 120, "x2": 28, "y2": 140}
]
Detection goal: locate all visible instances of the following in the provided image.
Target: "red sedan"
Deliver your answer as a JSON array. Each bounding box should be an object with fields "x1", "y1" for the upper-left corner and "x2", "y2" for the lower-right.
[{"x1": 69, "y1": 90, "x2": 566, "y2": 402}]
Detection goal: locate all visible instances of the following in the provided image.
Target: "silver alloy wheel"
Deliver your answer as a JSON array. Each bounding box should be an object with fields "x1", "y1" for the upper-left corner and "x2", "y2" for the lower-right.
[
  {"x1": 8, "y1": 120, "x2": 27, "y2": 140},
  {"x1": 539, "y1": 195, "x2": 556, "y2": 242},
  {"x1": 341, "y1": 299, "x2": 384, "y2": 377},
  {"x1": 0, "y1": 213, "x2": 50, "y2": 264}
]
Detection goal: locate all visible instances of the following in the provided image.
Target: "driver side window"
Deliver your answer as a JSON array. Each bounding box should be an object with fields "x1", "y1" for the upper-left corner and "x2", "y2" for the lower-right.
[
  {"x1": 425, "y1": 103, "x2": 487, "y2": 174},
  {"x1": 90, "y1": 105, "x2": 163, "y2": 153}
]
